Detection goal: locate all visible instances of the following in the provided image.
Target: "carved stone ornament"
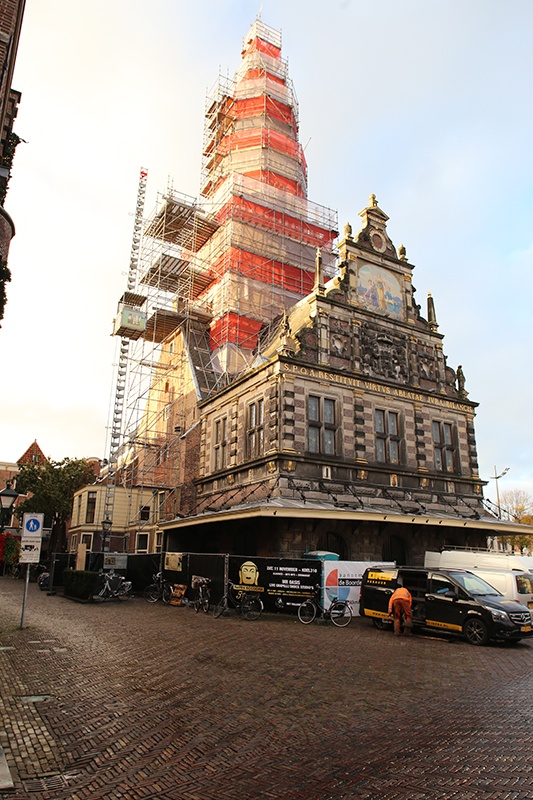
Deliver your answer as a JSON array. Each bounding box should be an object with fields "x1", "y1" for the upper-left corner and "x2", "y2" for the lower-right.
[
  {"x1": 330, "y1": 333, "x2": 349, "y2": 356},
  {"x1": 360, "y1": 324, "x2": 408, "y2": 383}
]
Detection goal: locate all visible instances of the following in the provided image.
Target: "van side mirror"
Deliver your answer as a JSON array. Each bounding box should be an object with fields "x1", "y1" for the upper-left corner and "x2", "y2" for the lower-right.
[{"x1": 445, "y1": 590, "x2": 457, "y2": 600}]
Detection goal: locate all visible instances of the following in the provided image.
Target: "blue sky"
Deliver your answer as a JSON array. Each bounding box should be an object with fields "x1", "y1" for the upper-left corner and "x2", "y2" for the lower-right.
[{"x1": 1, "y1": 0, "x2": 531, "y2": 504}]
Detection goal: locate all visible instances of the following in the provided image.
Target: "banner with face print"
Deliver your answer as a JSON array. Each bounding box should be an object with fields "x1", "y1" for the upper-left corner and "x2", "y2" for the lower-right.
[{"x1": 228, "y1": 556, "x2": 321, "y2": 614}]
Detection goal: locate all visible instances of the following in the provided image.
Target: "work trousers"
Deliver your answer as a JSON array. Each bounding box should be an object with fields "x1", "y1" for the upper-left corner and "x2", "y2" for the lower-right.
[{"x1": 392, "y1": 598, "x2": 412, "y2": 635}]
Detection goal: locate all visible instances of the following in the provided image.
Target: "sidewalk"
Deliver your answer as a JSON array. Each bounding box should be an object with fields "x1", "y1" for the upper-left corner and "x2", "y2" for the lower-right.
[{"x1": 1, "y1": 577, "x2": 533, "y2": 799}]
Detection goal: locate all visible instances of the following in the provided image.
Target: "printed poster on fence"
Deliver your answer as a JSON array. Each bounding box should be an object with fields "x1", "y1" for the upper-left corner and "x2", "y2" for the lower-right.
[{"x1": 323, "y1": 561, "x2": 395, "y2": 614}]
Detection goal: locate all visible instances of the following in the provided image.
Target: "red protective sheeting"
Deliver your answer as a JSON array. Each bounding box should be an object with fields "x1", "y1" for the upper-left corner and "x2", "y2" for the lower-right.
[
  {"x1": 243, "y1": 68, "x2": 286, "y2": 87},
  {"x1": 215, "y1": 128, "x2": 307, "y2": 173},
  {"x1": 208, "y1": 247, "x2": 315, "y2": 295},
  {"x1": 244, "y1": 169, "x2": 306, "y2": 197},
  {"x1": 215, "y1": 196, "x2": 336, "y2": 249},
  {"x1": 210, "y1": 312, "x2": 265, "y2": 349},
  {"x1": 234, "y1": 97, "x2": 297, "y2": 131},
  {"x1": 203, "y1": 170, "x2": 306, "y2": 200},
  {"x1": 242, "y1": 38, "x2": 281, "y2": 60}
]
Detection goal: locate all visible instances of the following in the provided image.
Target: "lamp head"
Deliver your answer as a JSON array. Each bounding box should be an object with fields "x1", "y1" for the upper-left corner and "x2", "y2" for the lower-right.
[{"x1": 0, "y1": 481, "x2": 19, "y2": 511}]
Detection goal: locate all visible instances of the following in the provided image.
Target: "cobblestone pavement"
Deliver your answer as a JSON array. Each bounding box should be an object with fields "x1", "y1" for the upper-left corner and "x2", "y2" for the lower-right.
[{"x1": 1, "y1": 577, "x2": 533, "y2": 799}]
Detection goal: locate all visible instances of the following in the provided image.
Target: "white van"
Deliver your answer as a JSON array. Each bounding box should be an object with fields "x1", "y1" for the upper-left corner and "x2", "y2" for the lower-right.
[
  {"x1": 464, "y1": 568, "x2": 533, "y2": 617},
  {"x1": 424, "y1": 551, "x2": 533, "y2": 617},
  {"x1": 425, "y1": 549, "x2": 533, "y2": 573}
]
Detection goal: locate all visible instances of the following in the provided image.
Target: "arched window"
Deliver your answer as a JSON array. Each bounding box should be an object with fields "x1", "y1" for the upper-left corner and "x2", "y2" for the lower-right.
[
  {"x1": 316, "y1": 531, "x2": 349, "y2": 560},
  {"x1": 382, "y1": 535, "x2": 407, "y2": 565}
]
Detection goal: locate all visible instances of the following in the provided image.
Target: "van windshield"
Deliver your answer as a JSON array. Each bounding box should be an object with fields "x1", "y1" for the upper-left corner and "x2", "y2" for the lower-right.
[
  {"x1": 449, "y1": 572, "x2": 502, "y2": 596},
  {"x1": 516, "y1": 574, "x2": 533, "y2": 594}
]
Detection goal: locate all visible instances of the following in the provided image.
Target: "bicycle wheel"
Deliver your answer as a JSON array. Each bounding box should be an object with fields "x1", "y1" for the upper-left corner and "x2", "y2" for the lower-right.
[
  {"x1": 162, "y1": 584, "x2": 172, "y2": 604},
  {"x1": 330, "y1": 600, "x2": 352, "y2": 627},
  {"x1": 298, "y1": 600, "x2": 317, "y2": 624},
  {"x1": 228, "y1": 583, "x2": 241, "y2": 606},
  {"x1": 143, "y1": 584, "x2": 160, "y2": 603},
  {"x1": 202, "y1": 592, "x2": 210, "y2": 613},
  {"x1": 93, "y1": 585, "x2": 108, "y2": 602},
  {"x1": 117, "y1": 581, "x2": 133, "y2": 600},
  {"x1": 194, "y1": 589, "x2": 202, "y2": 613},
  {"x1": 213, "y1": 596, "x2": 228, "y2": 618},
  {"x1": 242, "y1": 595, "x2": 262, "y2": 621}
]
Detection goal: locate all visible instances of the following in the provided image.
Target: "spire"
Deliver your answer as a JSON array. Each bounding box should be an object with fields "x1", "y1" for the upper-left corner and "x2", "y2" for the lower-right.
[
  {"x1": 427, "y1": 292, "x2": 438, "y2": 332},
  {"x1": 314, "y1": 247, "x2": 324, "y2": 295}
]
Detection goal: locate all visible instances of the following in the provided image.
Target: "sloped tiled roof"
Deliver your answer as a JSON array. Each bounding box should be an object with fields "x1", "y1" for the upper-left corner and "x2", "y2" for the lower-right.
[{"x1": 17, "y1": 441, "x2": 47, "y2": 465}]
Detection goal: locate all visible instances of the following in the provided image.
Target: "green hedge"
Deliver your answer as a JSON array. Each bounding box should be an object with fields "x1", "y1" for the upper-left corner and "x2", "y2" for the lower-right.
[{"x1": 62, "y1": 570, "x2": 99, "y2": 601}]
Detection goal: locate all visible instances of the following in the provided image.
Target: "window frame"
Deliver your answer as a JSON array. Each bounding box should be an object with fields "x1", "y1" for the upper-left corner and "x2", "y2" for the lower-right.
[
  {"x1": 374, "y1": 408, "x2": 402, "y2": 465},
  {"x1": 213, "y1": 415, "x2": 228, "y2": 471},
  {"x1": 85, "y1": 491, "x2": 97, "y2": 524},
  {"x1": 307, "y1": 395, "x2": 338, "y2": 456},
  {"x1": 432, "y1": 420, "x2": 457, "y2": 473},
  {"x1": 246, "y1": 397, "x2": 265, "y2": 459}
]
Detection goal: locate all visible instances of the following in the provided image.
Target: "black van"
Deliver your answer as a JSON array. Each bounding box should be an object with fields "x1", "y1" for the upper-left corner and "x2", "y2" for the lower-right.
[{"x1": 359, "y1": 566, "x2": 533, "y2": 646}]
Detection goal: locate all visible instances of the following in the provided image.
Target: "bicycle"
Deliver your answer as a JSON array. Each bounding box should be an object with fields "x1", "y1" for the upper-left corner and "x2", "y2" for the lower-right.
[
  {"x1": 191, "y1": 575, "x2": 211, "y2": 613},
  {"x1": 297, "y1": 586, "x2": 352, "y2": 627},
  {"x1": 94, "y1": 570, "x2": 133, "y2": 601},
  {"x1": 213, "y1": 579, "x2": 263, "y2": 621},
  {"x1": 6, "y1": 563, "x2": 22, "y2": 579},
  {"x1": 143, "y1": 572, "x2": 172, "y2": 604}
]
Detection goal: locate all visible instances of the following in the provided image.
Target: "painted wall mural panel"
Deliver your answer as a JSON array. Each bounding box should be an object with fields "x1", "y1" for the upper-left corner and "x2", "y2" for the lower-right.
[{"x1": 358, "y1": 264, "x2": 404, "y2": 320}]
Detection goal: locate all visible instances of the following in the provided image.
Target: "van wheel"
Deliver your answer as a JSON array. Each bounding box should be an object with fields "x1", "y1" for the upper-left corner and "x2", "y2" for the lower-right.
[
  {"x1": 463, "y1": 617, "x2": 489, "y2": 646},
  {"x1": 373, "y1": 618, "x2": 391, "y2": 631}
]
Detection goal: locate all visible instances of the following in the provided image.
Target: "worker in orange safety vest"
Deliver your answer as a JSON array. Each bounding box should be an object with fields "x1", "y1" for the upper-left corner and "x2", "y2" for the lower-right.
[{"x1": 388, "y1": 585, "x2": 413, "y2": 636}]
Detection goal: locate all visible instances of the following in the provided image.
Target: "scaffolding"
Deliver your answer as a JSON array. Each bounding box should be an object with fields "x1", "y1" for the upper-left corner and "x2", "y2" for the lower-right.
[
  {"x1": 108, "y1": 19, "x2": 339, "y2": 537},
  {"x1": 103, "y1": 168, "x2": 148, "y2": 544}
]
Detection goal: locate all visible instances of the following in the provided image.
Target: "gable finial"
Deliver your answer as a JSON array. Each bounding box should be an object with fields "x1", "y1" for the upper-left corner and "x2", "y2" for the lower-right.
[{"x1": 427, "y1": 291, "x2": 439, "y2": 332}]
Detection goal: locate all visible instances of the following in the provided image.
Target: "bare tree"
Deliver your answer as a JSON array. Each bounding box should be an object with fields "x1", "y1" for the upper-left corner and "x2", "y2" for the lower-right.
[
  {"x1": 497, "y1": 490, "x2": 533, "y2": 552},
  {"x1": 500, "y1": 489, "x2": 533, "y2": 523}
]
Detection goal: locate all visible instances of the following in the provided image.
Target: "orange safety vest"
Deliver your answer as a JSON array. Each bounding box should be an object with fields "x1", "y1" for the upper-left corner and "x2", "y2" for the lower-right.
[{"x1": 388, "y1": 586, "x2": 412, "y2": 614}]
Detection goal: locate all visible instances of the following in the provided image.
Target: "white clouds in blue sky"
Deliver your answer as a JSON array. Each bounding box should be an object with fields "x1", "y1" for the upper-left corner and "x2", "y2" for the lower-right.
[{"x1": 0, "y1": 0, "x2": 531, "y2": 502}]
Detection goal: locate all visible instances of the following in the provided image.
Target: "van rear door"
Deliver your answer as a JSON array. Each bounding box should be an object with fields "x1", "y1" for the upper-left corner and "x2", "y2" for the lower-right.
[{"x1": 360, "y1": 568, "x2": 398, "y2": 620}]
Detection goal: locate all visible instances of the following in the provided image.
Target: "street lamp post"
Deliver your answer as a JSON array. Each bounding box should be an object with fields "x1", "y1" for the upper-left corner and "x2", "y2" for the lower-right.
[
  {"x1": 0, "y1": 480, "x2": 19, "y2": 532},
  {"x1": 490, "y1": 466, "x2": 510, "y2": 519}
]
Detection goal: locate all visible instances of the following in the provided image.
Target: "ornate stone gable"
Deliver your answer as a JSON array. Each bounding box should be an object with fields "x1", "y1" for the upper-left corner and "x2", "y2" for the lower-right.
[{"x1": 354, "y1": 194, "x2": 397, "y2": 259}]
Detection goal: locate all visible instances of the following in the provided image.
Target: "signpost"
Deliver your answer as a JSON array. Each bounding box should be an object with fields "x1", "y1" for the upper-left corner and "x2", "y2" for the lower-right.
[{"x1": 19, "y1": 513, "x2": 44, "y2": 629}]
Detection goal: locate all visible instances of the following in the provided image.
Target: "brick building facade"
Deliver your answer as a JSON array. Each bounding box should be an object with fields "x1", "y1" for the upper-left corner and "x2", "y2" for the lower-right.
[
  {"x1": 0, "y1": 0, "x2": 25, "y2": 322},
  {"x1": 157, "y1": 196, "x2": 523, "y2": 565},
  {"x1": 102, "y1": 20, "x2": 526, "y2": 561}
]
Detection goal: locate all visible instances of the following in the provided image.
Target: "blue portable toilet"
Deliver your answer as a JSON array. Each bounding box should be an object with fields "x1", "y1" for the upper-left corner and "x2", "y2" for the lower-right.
[
  {"x1": 303, "y1": 551, "x2": 339, "y2": 608},
  {"x1": 303, "y1": 550, "x2": 339, "y2": 561}
]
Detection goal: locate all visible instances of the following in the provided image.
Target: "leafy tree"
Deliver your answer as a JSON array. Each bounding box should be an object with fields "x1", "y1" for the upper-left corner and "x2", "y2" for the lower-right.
[{"x1": 16, "y1": 458, "x2": 96, "y2": 556}]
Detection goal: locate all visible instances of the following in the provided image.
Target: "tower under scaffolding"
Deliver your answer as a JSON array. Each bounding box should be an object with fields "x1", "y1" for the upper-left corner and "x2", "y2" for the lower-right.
[{"x1": 108, "y1": 19, "x2": 338, "y2": 550}]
